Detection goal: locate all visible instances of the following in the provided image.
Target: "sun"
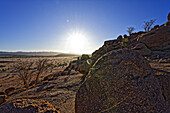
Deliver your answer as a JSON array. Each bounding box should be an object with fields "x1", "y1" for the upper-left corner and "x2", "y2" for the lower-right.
[{"x1": 67, "y1": 31, "x2": 87, "y2": 54}]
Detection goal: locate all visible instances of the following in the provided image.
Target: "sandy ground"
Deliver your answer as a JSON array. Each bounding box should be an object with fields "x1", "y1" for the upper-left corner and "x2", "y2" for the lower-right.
[{"x1": 0, "y1": 57, "x2": 83, "y2": 113}]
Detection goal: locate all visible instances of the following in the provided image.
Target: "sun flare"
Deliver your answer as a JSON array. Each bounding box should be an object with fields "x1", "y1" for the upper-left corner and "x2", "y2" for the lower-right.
[{"x1": 67, "y1": 31, "x2": 88, "y2": 54}]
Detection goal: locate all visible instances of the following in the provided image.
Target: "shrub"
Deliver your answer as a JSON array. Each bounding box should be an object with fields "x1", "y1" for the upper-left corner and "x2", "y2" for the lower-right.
[{"x1": 12, "y1": 60, "x2": 35, "y2": 88}]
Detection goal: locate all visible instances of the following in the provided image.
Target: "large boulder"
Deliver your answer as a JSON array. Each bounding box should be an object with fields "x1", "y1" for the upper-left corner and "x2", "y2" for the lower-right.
[
  {"x1": 139, "y1": 26, "x2": 170, "y2": 51},
  {"x1": 0, "y1": 99, "x2": 60, "y2": 113},
  {"x1": 75, "y1": 49, "x2": 169, "y2": 113}
]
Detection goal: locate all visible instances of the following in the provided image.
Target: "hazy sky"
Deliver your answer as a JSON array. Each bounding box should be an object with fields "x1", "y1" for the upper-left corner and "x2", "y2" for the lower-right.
[{"x1": 0, "y1": 0, "x2": 169, "y2": 54}]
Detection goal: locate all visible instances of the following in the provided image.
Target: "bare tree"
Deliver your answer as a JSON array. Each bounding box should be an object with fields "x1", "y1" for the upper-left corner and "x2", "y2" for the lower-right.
[
  {"x1": 12, "y1": 60, "x2": 35, "y2": 88},
  {"x1": 127, "y1": 27, "x2": 135, "y2": 35},
  {"x1": 143, "y1": 19, "x2": 156, "y2": 32}
]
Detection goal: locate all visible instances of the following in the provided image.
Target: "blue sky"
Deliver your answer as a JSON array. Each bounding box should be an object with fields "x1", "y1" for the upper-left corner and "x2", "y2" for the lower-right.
[{"x1": 0, "y1": 0, "x2": 169, "y2": 54}]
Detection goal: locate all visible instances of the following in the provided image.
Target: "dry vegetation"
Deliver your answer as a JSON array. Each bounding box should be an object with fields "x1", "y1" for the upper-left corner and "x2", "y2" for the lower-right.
[{"x1": 0, "y1": 56, "x2": 83, "y2": 113}]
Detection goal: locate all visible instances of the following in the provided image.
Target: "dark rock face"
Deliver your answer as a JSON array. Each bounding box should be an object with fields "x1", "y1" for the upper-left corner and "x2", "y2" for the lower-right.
[
  {"x1": 153, "y1": 69, "x2": 170, "y2": 105},
  {"x1": 92, "y1": 42, "x2": 121, "y2": 65},
  {"x1": 75, "y1": 49, "x2": 169, "y2": 113},
  {"x1": 168, "y1": 12, "x2": 170, "y2": 22},
  {"x1": 104, "y1": 40, "x2": 116, "y2": 46},
  {"x1": 0, "y1": 99, "x2": 60, "y2": 113},
  {"x1": 132, "y1": 43, "x2": 152, "y2": 56},
  {"x1": 154, "y1": 25, "x2": 160, "y2": 29},
  {"x1": 78, "y1": 61, "x2": 90, "y2": 74},
  {"x1": 165, "y1": 21, "x2": 170, "y2": 26},
  {"x1": 116, "y1": 35, "x2": 123, "y2": 41},
  {"x1": 139, "y1": 26, "x2": 170, "y2": 51},
  {"x1": 81, "y1": 54, "x2": 89, "y2": 61}
]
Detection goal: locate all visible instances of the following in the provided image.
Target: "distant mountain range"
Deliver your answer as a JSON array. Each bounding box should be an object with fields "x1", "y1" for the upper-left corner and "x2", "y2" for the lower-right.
[{"x1": 0, "y1": 51, "x2": 80, "y2": 57}]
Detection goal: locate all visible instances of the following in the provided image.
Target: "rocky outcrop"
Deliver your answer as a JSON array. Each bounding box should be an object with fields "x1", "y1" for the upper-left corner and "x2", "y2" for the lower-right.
[
  {"x1": 91, "y1": 14, "x2": 170, "y2": 61},
  {"x1": 75, "y1": 49, "x2": 169, "y2": 113},
  {"x1": 0, "y1": 98, "x2": 60, "y2": 113},
  {"x1": 139, "y1": 26, "x2": 170, "y2": 51}
]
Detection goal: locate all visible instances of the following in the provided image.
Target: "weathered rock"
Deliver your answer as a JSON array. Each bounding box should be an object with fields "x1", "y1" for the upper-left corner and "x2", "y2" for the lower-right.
[
  {"x1": 5, "y1": 87, "x2": 15, "y2": 96},
  {"x1": 78, "y1": 60, "x2": 90, "y2": 74},
  {"x1": 0, "y1": 99, "x2": 60, "y2": 113},
  {"x1": 154, "y1": 25, "x2": 160, "y2": 29},
  {"x1": 64, "y1": 57, "x2": 90, "y2": 75},
  {"x1": 151, "y1": 51, "x2": 170, "y2": 59},
  {"x1": 132, "y1": 43, "x2": 152, "y2": 56},
  {"x1": 91, "y1": 44, "x2": 121, "y2": 65},
  {"x1": 168, "y1": 12, "x2": 170, "y2": 21},
  {"x1": 123, "y1": 34, "x2": 128, "y2": 38},
  {"x1": 165, "y1": 21, "x2": 170, "y2": 26},
  {"x1": 139, "y1": 26, "x2": 170, "y2": 51},
  {"x1": 153, "y1": 69, "x2": 170, "y2": 105},
  {"x1": 151, "y1": 25, "x2": 160, "y2": 31},
  {"x1": 104, "y1": 40, "x2": 116, "y2": 46},
  {"x1": 130, "y1": 31, "x2": 145, "y2": 39},
  {"x1": 81, "y1": 54, "x2": 89, "y2": 61},
  {"x1": 117, "y1": 35, "x2": 123, "y2": 41},
  {"x1": 75, "y1": 49, "x2": 169, "y2": 113}
]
